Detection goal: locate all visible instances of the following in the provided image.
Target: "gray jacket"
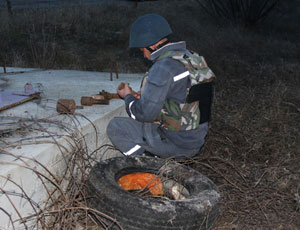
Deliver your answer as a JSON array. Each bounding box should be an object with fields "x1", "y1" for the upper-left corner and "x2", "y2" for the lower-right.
[{"x1": 124, "y1": 41, "x2": 208, "y2": 150}]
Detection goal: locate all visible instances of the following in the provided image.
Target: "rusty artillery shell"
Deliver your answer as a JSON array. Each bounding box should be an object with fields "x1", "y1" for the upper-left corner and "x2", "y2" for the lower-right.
[
  {"x1": 56, "y1": 99, "x2": 83, "y2": 114},
  {"x1": 99, "y1": 90, "x2": 120, "y2": 99},
  {"x1": 80, "y1": 96, "x2": 109, "y2": 106}
]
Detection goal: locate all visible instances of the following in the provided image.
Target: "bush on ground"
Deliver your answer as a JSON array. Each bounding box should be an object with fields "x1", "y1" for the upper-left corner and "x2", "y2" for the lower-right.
[{"x1": 196, "y1": 0, "x2": 279, "y2": 27}]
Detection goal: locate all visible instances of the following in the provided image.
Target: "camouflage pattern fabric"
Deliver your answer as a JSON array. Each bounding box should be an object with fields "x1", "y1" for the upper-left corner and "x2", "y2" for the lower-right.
[
  {"x1": 158, "y1": 99, "x2": 200, "y2": 131},
  {"x1": 142, "y1": 50, "x2": 215, "y2": 131},
  {"x1": 158, "y1": 50, "x2": 216, "y2": 85}
]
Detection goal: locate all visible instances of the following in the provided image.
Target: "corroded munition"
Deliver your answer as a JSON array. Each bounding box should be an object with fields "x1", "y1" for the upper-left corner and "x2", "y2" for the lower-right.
[
  {"x1": 99, "y1": 90, "x2": 120, "y2": 100},
  {"x1": 56, "y1": 99, "x2": 83, "y2": 114},
  {"x1": 80, "y1": 96, "x2": 109, "y2": 106}
]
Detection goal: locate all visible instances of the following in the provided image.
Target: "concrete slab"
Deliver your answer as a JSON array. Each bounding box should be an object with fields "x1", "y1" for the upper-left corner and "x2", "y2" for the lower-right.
[
  {"x1": 0, "y1": 68, "x2": 143, "y2": 229},
  {"x1": 0, "y1": 67, "x2": 39, "y2": 76}
]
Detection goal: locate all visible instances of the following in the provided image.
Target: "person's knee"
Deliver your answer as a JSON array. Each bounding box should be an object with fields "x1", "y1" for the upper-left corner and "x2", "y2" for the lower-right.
[{"x1": 107, "y1": 117, "x2": 121, "y2": 139}]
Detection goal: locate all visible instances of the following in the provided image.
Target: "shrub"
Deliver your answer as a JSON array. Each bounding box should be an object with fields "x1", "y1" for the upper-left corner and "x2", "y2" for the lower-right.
[{"x1": 196, "y1": 0, "x2": 279, "y2": 27}]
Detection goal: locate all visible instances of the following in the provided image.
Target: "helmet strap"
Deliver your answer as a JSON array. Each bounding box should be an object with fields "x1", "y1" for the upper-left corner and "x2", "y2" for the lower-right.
[
  {"x1": 146, "y1": 47, "x2": 155, "y2": 53},
  {"x1": 156, "y1": 39, "x2": 169, "y2": 50},
  {"x1": 146, "y1": 39, "x2": 169, "y2": 54}
]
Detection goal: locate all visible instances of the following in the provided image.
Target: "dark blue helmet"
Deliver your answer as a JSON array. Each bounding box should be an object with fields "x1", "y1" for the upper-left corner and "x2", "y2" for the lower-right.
[{"x1": 129, "y1": 14, "x2": 172, "y2": 48}]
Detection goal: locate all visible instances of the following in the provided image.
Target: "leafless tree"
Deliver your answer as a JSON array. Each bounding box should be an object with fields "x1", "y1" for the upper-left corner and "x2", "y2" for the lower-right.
[{"x1": 6, "y1": 0, "x2": 13, "y2": 15}]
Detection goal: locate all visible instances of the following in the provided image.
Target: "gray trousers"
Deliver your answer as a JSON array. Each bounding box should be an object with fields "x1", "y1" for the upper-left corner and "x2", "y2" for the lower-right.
[{"x1": 107, "y1": 117, "x2": 202, "y2": 158}]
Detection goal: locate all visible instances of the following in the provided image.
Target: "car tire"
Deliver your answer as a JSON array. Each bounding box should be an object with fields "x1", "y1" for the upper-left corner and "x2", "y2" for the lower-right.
[{"x1": 86, "y1": 156, "x2": 220, "y2": 230}]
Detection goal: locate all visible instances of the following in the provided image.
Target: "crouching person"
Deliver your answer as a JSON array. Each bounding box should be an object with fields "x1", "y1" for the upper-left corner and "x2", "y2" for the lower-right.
[{"x1": 107, "y1": 14, "x2": 215, "y2": 158}]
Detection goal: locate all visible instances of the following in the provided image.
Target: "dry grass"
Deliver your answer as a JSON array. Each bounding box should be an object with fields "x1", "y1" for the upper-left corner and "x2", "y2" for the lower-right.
[
  {"x1": 0, "y1": 0, "x2": 299, "y2": 229},
  {"x1": 0, "y1": 115, "x2": 120, "y2": 229},
  {"x1": 190, "y1": 61, "x2": 300, "y2": 229}
]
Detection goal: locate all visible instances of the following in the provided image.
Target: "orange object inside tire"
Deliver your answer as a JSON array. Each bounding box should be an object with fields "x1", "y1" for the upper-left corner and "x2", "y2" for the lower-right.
[{"x1": 118, "y1": 172, "x2": 163, "y2": 196}]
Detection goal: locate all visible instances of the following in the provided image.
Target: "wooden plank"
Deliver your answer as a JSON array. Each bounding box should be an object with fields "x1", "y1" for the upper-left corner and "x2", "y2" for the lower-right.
[{"x1": 0, "y1": 92, "x2": 40, "y2": 112}]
